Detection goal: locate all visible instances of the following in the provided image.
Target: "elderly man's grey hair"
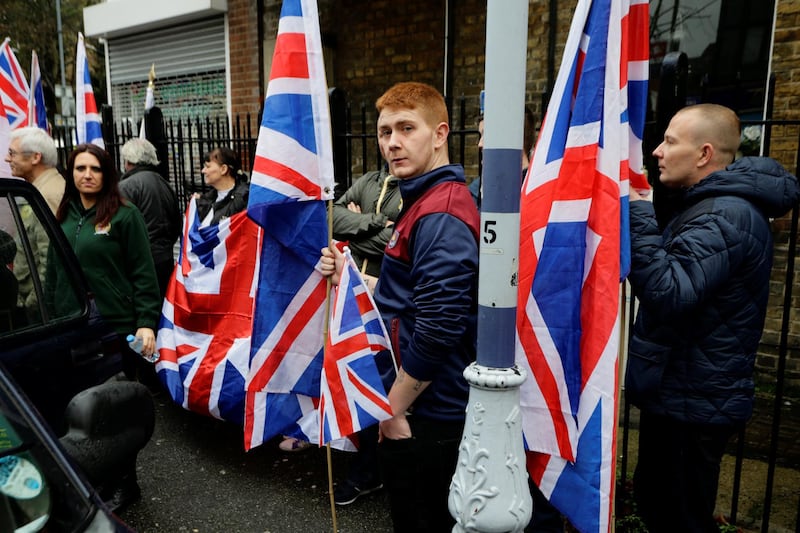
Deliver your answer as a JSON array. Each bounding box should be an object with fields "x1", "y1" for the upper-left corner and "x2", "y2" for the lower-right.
[
  {"x1": 9, "y1": 127, "x2": 58, "y2": 167},
  {"x1": 120, "y1": 138, "x2": 160, "y2": 166}
]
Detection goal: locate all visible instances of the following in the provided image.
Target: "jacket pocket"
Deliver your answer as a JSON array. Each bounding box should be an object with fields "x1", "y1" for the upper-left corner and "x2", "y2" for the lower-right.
[{"x1": 625, "y1": 336, "x2": 671, "y2": 406}]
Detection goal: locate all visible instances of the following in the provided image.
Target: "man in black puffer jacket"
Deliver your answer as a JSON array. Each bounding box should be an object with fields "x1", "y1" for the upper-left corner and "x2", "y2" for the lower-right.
[
  {"x1": 626, "y1": 103, "x2": 800, "y2": 533},
  {"x1": 119, "y1": 138, "x2": 182, "y2": 299}
]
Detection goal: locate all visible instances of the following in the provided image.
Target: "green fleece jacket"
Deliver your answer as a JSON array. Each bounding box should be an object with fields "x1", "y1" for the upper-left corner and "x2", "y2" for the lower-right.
[{"x1": 59, "y1": 200, "x2": 161, "y2": 335}]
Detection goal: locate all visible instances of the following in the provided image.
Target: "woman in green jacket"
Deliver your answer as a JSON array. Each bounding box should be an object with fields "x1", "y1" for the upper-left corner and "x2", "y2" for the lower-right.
[{"x1": 55, "y1": 143, "x2": 161, "y2": 377}]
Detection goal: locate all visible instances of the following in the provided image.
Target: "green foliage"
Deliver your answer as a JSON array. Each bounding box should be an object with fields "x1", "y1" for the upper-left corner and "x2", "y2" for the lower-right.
[{"x1": 0, "y1": 0, "x2": 106, "y2": 114}]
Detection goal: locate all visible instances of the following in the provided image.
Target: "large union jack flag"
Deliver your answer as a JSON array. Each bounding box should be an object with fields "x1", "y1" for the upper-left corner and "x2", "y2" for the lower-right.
[
  {"x1": 244, "y1": 0, "x2": 336, "y2": 451},
  {"x1": 75, "y1": 33, "x2": 103, "y2": 148},
  {"x1": 0, "y1": 38, "x2": 30, "y2": 130},
  {"x1": 515, "y1": 0, "x2": 649, "y2": 532},
  {"x1": 156, "y1": 198, "x2": 261, "y2": 424},
  {"x1": 319, "y1": 248, "x2": 393, "y2": 446}
]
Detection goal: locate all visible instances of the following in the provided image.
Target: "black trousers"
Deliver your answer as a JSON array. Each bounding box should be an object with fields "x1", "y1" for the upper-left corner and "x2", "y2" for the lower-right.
[
  {"x1": 377, "y1": 416, "x2": 463, "y2": 533},
  {"x1": 633, "y1": 411, "x2": 735, "y2": 533}
]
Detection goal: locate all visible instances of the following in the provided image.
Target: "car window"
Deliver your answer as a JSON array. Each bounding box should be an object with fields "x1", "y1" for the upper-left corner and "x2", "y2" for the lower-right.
[
  {"x1": 0, "y1": 370, "x2": 98, "y2": 532},
  {"x1": 0, "y1": 192, "x2": 83, "y2": 334}
]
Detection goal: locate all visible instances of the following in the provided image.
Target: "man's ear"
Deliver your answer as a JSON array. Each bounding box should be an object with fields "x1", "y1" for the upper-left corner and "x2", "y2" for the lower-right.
[
  {"x1": 30, "y1": 152, "x2": 43, "y2": 166},
  {"x1": 697, "y1": 142, "x2": 714, "y2": 168},
  {"x1": 434, "y1": 122, "x2": 450, "y2": 148}
]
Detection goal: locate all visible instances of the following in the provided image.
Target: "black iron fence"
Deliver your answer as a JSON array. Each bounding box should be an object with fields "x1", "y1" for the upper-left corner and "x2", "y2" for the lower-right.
[{"x1": 47, "y1": 88, "x2": 799, "y2": 531}]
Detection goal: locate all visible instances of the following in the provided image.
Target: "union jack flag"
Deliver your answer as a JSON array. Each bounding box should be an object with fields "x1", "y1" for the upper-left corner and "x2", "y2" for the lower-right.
[
  {"x1": 0, "y1": 38, "x2": 30, "y2": 130},
  {"x1": 28, "y1": 51, "x2": 46, "y2": 130},
  {"x1": 515, "y1": 0, "x2": 649, "y2": 532},
  {"x1": 75, "y1": 33, "x2": 104, "y2": 148},
  {"x1": 244, "y1": 0, "x2": 336, "y2": 451},
  {"x1": 319, "y1": 248, "x2": 392, "y2": 446},
  {"x1": 0, "y1": 100, "x2": 11, "y2": 176},
  {"x1": 156, "y1": 198, "x2": 261, "y2": 424}
]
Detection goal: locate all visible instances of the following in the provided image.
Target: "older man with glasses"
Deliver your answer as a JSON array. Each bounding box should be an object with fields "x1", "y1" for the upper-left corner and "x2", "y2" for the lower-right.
[{"x1": 5, "y1": 127, "x2": 65, "y2": 214}]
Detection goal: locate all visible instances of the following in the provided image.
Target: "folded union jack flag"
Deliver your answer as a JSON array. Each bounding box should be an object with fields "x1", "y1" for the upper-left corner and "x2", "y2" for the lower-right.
[
  {"x1": 319, "y1": 248, "x2": 393, "y2": 446},
  {"x1": 0, "y1": 38, "x2": 30, "y2": 130},
  {"x1": 28, "y1": 50, "x2": 46, "y2": 130},
  {"x1": 244, "y1": 0, "x2": 336, "y2": 451},
  {"x1": 156, "y1": 198, "x2": 261, "y2": 424},
  {"x1": 0, "y1": 100, "x2": 11, "y2": 176},
  {"x1": 515, "y1": 0, "x2": 649, "y2": 532},
  {"x1": 75, "y1": 33, "x2": 104, "y2": 148}
]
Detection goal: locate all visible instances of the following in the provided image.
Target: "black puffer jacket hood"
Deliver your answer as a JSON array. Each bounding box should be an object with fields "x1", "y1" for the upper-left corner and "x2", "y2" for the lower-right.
[{"x1": 684, "y1": 156, "x2": 800, "y2": 218}]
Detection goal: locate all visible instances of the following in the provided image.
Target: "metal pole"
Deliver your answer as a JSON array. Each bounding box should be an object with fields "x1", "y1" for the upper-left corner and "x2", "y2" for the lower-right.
[
  {"x1": 56, "y1": 0, "x2": 66, "y2": 88},
  {"x1": 448, "y1": 0, "x2": 532, "y2": 531}
]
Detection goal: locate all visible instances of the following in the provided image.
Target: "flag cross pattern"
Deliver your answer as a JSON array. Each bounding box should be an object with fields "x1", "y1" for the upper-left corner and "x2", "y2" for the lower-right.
[
  {"x1": 244, "y1": 0, "x2": 336, "y2": 451},
  {"x1": 319, "y1": 249, "x2": 393, "y2": 446},
  {"x1": 75, "y1": 33, "x2": 104, "y2": 148},
  {"x1": 157, "y1": 199, "x2": 261, "y2": 424},
  {"x1": 515, "y1": 0, "x2": 649, "y2": 532},
  {"x1": 0, "y1": 38, "x2": 30, "y2": 130}
]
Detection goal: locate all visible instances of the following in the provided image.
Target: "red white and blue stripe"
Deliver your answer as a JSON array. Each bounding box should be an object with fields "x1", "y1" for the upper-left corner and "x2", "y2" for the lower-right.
[
  {"x1": 0, "y1": 38, "x2": 30, "y2": 130},
  {"x1": 156, "y1": 198, "x2": 261, "y2": 424},
  {"x1": 28, "y1": 51, "x2": 47, "y2": 130},
  {"x1": 319, "y1": 248, "x2": 393, "y2": 446},
  {"x1": 75, "y1": 33, "x2": 104, "y2": 148},
  {"x1": 244, "y1": 0, "x2": 335, "y2": 451},
  {"x1": 0, "y1": 101, "x2": 11, "y2": 176},
  {"x1": 515, "y1": 0, "x2": 649, "y2": 532}
]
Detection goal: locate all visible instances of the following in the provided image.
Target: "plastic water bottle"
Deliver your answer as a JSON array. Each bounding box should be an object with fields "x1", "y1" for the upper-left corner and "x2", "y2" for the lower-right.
[{"x1": 126, "y1": 334, "x2": 160, "y2": 363}]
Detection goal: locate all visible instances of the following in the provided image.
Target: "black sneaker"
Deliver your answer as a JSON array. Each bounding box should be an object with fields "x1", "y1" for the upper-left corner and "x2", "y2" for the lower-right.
[{"x1": 333, "y1": 479, "x2": 383, "y2": 506}]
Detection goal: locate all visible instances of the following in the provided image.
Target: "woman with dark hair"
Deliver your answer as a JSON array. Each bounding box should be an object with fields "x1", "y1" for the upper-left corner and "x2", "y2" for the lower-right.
[
  {"x1": 195, "y1": 147, "x2": 249, "y2": 226},
  {"x1": 56, "y1": 143, "x2": 161, "y2": 373}
]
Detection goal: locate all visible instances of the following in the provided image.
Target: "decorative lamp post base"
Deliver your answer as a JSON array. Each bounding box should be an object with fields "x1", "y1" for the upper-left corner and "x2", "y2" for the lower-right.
[{"x1": 449, "y1": 363, "x2": 532, "y2": 532}]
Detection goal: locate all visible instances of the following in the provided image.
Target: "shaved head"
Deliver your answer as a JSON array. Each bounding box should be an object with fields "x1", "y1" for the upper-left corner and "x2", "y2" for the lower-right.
[{"x1": 674, "y1": 104, "x2": 741, "y2": 166}]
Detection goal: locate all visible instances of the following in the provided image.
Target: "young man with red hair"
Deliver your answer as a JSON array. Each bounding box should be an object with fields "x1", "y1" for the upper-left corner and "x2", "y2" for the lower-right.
[{"x1": 322, "y1": 82, "x2": 479, "y2": 531}]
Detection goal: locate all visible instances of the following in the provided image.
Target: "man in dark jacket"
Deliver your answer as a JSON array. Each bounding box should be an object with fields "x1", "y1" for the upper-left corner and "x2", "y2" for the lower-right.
[
  {"x1": 626, "y1": 103, "x2": 800, "y2": 533},
  {"x1": 332, "y1": 165, "x2": 400, "y2": 278},
  {"x1": 119, "y1": 138, "x2": 182, "y2": 299},
  {"x1": 321, "y1": 82, "x2": 479, "y2": 532}
]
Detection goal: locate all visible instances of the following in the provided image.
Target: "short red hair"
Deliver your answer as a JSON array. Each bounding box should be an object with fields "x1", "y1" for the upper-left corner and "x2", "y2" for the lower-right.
[{"x1": 375, "y1": 82, "x2": 449, "y2": 128}]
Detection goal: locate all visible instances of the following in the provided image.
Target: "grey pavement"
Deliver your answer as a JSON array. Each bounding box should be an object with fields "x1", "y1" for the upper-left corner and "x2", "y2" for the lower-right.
[{"x1": 118, "y1": 392, "x2": 393, "y2": 533}]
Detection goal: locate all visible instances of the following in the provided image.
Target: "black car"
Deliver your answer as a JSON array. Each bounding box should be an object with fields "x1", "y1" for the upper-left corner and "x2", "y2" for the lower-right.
[
  {"x1": 0, "y1": 363, "x2": 133, "y2": 532},
  {"x1": 0, "y1": 176, "x2": 154, "y2": 526}
]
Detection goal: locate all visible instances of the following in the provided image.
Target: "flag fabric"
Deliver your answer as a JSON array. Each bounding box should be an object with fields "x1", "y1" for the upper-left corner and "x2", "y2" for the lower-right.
[
  {"x1": 75, "y1": 33, "x2": 104, "y2": 148},
  {"x1": 515, "y1": 0, "x2": 649, "y2": 532},
  {"x1": 0, "y1": 38, "x2": 30, "y2": 130},
  {"x1": 156, "y1": 198, "x2": 261, "y2": 424},
  {"x1": 139, "y1": 64, "x2": 155, "y2": 139},
  {"x1": 318, "y1": 248, "x2": 393, "y2": 446},
  {"x1": 243, "y1": 0, "x2": 336, "y2": 451},
  {"x1": 0, "y1": 103, "x2": 11, "y2": 176},
  {"x1": 28, "y1": 51, "x2": 46, "y2": 130}
]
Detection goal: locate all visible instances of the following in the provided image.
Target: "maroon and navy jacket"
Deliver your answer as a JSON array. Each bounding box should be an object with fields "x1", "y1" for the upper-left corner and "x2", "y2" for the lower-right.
[{"x1": 374, "y1": 164, "x2": 480, "y2": 422}]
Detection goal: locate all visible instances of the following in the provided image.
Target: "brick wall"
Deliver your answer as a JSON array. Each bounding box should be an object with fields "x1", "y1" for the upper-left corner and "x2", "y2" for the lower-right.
[
  {"x1": 228, "y1": 0, "x2": 262, "y2": 118},
  {"x1": 756, "y1": 0, "x2": 800, "y2": 391},
  {"x1": 237, "y1": 0, "x2": 800, "y2": 389}
]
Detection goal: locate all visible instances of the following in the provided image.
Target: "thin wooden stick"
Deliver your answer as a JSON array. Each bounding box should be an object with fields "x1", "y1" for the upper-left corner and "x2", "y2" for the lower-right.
[
  {"x1": 324, "y1": 199, "x2": 338, "y2": 533},
  {"x1": 611, "y1": 280, "x2": 629, "y2": 532}
]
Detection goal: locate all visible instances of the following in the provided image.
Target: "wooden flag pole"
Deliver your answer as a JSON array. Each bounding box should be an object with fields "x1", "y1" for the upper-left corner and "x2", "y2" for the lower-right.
[
  {"x1": 611, "y1": 280, "x2": 630, "y2": 532},
  {"x1": 323, "y1": 199, "x2": 339, "y2": 533}
]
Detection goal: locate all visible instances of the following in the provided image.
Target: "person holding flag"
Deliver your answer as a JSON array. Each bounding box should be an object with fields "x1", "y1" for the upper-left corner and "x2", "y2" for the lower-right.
[
  {"x1": 321, "y1": 81, "x2": 479, "y2": 532},
  {"x1": 626, "y1": 104, "x2": 800, "y2": 532}
]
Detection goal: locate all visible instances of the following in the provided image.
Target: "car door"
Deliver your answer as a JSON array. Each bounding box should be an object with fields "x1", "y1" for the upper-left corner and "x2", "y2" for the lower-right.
[{"x1": 0, "y1": 178, "x2": 123, "y2": 434}]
